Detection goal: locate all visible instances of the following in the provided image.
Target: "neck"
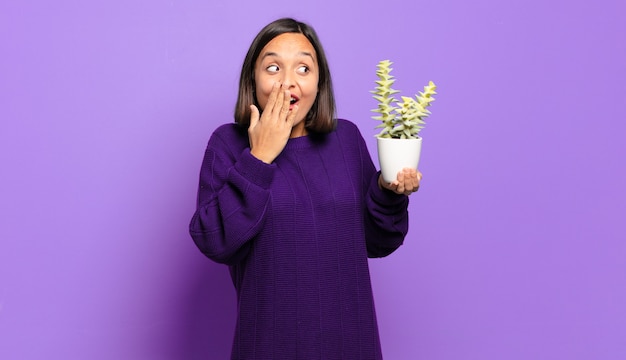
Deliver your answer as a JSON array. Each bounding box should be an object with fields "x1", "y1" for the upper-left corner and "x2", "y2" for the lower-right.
[{"x1": 289, "y1": 122, "x2": 308, "y2": 138}]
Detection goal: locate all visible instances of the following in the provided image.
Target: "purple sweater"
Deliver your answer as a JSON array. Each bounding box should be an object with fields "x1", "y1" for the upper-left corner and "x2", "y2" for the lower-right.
[{"x1": 189, "y1": 119, "x2": 409, "y2": 359}]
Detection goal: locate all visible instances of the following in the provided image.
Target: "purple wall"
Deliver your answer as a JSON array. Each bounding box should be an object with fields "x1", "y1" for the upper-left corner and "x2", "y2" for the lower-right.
[{"x1": 1, "y1": 0, "x2": 625, "y2": 359}]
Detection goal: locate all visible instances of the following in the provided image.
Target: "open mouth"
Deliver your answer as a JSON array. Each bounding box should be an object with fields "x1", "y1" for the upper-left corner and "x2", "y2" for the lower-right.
[{"x1": 290, "y1": 95, "x2": 299, "y2": 105}]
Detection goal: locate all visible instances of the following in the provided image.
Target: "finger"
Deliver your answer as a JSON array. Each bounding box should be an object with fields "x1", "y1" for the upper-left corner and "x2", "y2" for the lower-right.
[
  {"x1": 396, "y1": 170, "x2": 405, "y2": 193},
  {"x1": 264, "y1": 82, "x2": 282, "y2": 115},
  {"x1": 402, "y1": 169, "x2": 415, "y2": 195},
  {"x1": 409, "y1": 170, "x2": 421, "y2": 194},
  {"x1": 280, "y1": 89, "x2": 291, "y2": 118},
  {"x1": 271, "y1": 85, "x2": 286, "y2": 117},
  {"x1": 249, "y1": 105, "x2": 260, "y2": 128},
  {"x1": 400, "y1": 169, "x2": 411, "y2": 193},
  {"x1": 285, "y1": 104, "x2": 299, "y2": 126},
  {"x1": 407, "y1": 169, "x2": 418, "y2": 191}
]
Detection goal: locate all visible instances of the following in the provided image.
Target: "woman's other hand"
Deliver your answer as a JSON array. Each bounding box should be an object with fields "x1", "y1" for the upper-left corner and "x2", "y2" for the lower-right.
[{"x1": 378, "y1": 168, "x2": 422, "y2": 196}]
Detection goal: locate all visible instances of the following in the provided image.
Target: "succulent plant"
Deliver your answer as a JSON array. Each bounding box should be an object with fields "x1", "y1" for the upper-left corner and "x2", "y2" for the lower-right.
[{"x1": 371, "y1": 60, "x2": 437, "y2": 139}]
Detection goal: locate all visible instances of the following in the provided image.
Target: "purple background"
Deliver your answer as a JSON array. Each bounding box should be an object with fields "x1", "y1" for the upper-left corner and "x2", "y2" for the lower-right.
[{"x1": 1, "y1": 0, "x2": 625, "y2": 359}]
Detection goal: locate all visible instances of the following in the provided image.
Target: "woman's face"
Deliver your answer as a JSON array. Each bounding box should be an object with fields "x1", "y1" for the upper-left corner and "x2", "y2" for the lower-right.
[{"x1": 254, "y1": 33, "x2": 319, "y2": 137}]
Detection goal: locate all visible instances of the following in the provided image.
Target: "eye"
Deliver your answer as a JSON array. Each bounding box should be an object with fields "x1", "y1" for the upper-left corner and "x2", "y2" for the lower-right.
[
  {"x1": 297, "y1": 65, "x2": 309, "y2": 74},
  {"x1": 266, "y1": 65, "x2": 279, "y2": 72}
]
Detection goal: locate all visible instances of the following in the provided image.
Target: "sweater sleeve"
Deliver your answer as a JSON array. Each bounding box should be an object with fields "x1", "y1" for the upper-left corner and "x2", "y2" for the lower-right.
[
  {"x1": 189, "y1": 128, "x2": 275, "y2": 265},
  {"x1": 350, "y1": 122, "x2": 410, "y2": 258},
  {"x1": 363, "y1": 171, "x2": 409, "y2": 257}
]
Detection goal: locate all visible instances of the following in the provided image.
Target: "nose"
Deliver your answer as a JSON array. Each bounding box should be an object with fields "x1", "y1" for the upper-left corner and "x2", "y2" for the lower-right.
[{"x1": 281, "y1": 71, "x2": 295, "y2": 88}]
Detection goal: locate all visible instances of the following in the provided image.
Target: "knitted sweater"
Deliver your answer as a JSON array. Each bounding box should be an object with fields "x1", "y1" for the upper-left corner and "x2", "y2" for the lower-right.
[{"x1": 189, "y1": 119, "x2": 409, "y2": 359}]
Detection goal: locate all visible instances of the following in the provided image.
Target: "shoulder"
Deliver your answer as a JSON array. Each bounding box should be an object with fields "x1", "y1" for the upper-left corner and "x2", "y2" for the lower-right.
[
  {"x1": 206, "y1": 123, "x2": 249, "y2": 154},
  {"x1": 335, "y1": 118, "x2": 359, "y2": 132},
  {"x1": 333, "y1": 118, "x2": 367, "y2": 142},
  {"x1": 212, "y1": 123, "x2": 247, "y2": 140},
  {"x1": 209, "y1": 123, "x2": 248, "y2": 145},
  {"x1": 334, "y1": 118, "x2": 365, "y2": 137}
]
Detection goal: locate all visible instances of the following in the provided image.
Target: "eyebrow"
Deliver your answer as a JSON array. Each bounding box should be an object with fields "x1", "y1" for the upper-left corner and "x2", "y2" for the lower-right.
[{"x1": 260, "y1": 51, "x2": 315, "y2": 62}]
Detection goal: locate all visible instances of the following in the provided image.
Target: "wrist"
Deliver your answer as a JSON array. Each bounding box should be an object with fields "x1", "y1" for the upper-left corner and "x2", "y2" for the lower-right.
[
  {"x1": 377, "y1": 174, "x2": 385, "y2": 190},
  {"x1": 250, "y1": 148, "x2": 274, "y2": 164}
]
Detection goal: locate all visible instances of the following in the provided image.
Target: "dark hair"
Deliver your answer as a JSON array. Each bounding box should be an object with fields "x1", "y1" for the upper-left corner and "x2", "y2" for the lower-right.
[{"x1": 234, "y1": 18, "x2": 336, "y2": 134}]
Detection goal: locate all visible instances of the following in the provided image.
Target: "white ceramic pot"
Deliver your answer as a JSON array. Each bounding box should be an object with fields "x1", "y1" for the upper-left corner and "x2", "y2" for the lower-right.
[{"x1": 377, "y1": 137, "x2": 422, "y2": 183}]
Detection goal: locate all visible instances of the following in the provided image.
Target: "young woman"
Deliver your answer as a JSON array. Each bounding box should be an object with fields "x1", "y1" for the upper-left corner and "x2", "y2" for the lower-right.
[{"x1": 190, "y1": 18, "x2": 421, "y2": 359}]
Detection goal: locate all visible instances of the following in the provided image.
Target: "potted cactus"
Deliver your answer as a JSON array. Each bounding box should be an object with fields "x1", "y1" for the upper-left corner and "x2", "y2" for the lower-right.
[{"x1": 371, "y1": 60, "x2": 437, "y2": 183}]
